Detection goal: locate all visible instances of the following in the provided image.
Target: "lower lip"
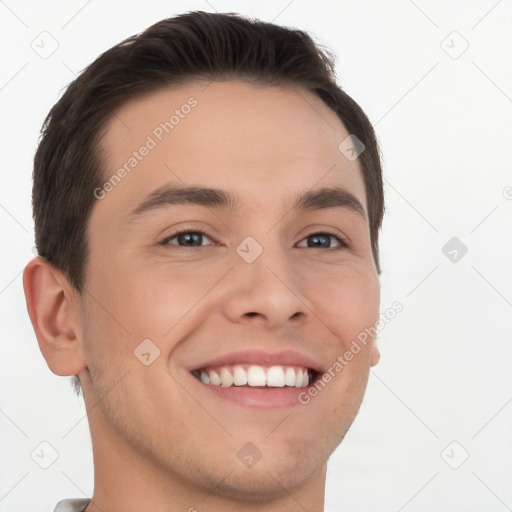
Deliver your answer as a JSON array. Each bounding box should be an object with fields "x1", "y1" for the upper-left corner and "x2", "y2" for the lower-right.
[{"x1": 188, "y1": 373, "x2": 313, "y2": 409}]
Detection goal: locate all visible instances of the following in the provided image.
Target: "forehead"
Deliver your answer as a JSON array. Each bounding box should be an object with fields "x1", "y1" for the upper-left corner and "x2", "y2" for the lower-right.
[{"x1": 95, "y1": 81, "x2": 367, "y2": 222}]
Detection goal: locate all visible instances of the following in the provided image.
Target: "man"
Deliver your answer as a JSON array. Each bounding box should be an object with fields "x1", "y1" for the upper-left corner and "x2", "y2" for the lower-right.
[{"x1": 23, "y1": 11, "x2": 384, "y2": 512}]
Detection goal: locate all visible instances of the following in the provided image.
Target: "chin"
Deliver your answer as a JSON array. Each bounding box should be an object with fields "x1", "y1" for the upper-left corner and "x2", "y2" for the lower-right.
[
  {"x1": 196, "y1": 466, "x2": 312, "y2": 502},
  {"x1": 185, "y1": 439, "x2": 327, "y2": 501}
]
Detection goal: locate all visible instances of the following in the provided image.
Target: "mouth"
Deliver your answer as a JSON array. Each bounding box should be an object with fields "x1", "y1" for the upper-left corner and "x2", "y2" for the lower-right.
[
  {"x1": 191, "y1": 364, "x2": 320, "y2": 389},
  {"x1": 187, "y1": 350, "x2": 324, "y2": 409}
]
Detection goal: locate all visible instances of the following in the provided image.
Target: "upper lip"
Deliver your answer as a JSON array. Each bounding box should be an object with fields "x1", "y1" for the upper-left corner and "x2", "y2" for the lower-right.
[{"x1": 188, "y1": 349, "x2": 324, "y2": 373}]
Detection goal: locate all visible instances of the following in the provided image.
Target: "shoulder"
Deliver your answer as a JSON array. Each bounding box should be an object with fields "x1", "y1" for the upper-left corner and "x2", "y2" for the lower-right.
[{"x1": 53, "y1": 498, "x2": 91, "y2": 512}]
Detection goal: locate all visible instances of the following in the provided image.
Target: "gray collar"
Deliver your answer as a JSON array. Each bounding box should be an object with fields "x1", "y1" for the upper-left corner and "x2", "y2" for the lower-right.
[{"x1": 53, "y1": 499, "x2": 90, "y2": 512}]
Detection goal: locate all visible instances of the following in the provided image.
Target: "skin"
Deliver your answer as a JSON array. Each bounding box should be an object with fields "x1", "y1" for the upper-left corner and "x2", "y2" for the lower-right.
[{"x1": 23, "y1": 81, "x2": 380, "y2": 512}]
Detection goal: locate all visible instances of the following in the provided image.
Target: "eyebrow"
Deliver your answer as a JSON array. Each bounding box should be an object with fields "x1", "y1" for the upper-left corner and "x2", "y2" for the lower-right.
[{"x1": 128, "y1": 183, "x2": 367, "y2": 220}]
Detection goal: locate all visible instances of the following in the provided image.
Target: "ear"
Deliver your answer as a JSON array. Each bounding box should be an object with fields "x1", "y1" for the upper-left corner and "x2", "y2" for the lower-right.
[
  {"x1": 370, "y1": 337, "x2": 380, "y2": 367},
  {"x1": 23, "y1": 257, "x2": 87, "y2": 376}
]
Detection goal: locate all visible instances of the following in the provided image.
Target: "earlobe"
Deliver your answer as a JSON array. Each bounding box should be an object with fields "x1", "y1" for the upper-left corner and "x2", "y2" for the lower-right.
[
  {"x1": 22, "y1": 257, "x2": 87, "y2": 376},
  {"x1": 370, "y1": 342, "x2": 380, "y2": 367}
]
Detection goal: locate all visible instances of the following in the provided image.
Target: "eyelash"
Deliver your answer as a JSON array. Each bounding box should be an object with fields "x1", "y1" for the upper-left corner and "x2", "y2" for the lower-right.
[{"x1": 160, "y1": 228, "x2": 348, "y2": 249}]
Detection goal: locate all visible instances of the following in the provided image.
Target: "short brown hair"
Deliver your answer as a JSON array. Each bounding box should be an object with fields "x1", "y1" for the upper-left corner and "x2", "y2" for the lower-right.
[{"x1": 33, "y1": 10, "x2": 384, "y2": 295}]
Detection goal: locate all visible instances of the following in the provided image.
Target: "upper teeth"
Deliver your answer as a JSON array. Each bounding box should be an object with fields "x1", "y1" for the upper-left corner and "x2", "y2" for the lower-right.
[{"x1": 195, "y1": 365, "x2": 311, "y2": 388}]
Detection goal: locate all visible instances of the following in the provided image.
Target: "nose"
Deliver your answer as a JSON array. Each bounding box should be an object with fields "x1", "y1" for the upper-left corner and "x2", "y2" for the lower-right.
[{"x1": 222, "y1": 244, "x2": 310, "y2": 329}]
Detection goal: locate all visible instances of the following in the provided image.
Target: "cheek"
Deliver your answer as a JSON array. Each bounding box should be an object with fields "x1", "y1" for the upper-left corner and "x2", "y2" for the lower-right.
[
  {"x1": 86, "y1": 253, "x2": 228, "y2": 339},
  {"x1": 300, "y1": 262, "x2": 380, "y2": 347}
]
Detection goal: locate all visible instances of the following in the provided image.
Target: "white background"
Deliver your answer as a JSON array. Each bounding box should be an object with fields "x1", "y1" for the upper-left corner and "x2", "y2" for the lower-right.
[{"x1": 1, "y1": 1, "x2": 511, "y2": 511}]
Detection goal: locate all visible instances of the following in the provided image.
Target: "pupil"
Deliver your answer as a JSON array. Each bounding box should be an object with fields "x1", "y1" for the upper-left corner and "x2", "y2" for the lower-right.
[
  {"x1": 308, "y1": 234, "x2": 330, "y2": 248},
  {"x1": 179, "y1": 232, "x2": 202, "y2": 246}
]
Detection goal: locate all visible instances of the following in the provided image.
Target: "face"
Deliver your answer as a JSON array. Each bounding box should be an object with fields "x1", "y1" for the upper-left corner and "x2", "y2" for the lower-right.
[{"x1": 79, "y1": 81, "x2": 380, "y2": 498}]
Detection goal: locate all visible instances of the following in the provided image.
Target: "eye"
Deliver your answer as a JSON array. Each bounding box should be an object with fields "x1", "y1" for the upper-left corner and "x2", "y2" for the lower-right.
[
  {"x1": 162, "y1": 230, "x2": 214, "y2": 247},
  {"x1": 161, "y1": 230, "x2": 346, "y2": 249},
  {"x1": 297, "y1": 232, "x2": 347, "y2": 249}
]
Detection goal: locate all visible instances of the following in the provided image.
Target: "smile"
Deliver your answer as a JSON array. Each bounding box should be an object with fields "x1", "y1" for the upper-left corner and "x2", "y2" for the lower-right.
[{"x1": 191, "y1": 364, "x2": 318, "y2": 388}]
